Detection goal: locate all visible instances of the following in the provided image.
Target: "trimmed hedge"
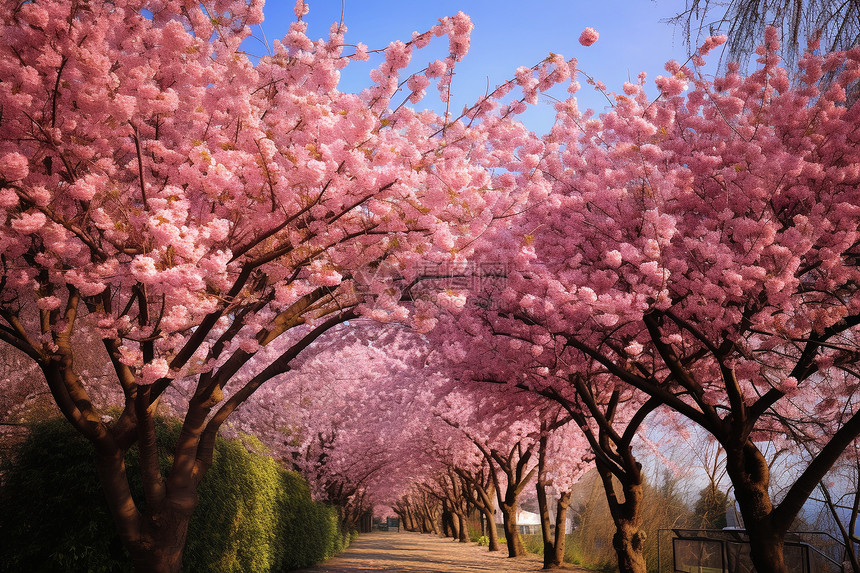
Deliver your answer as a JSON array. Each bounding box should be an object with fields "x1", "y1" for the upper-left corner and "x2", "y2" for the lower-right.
[{"x1": 0, "y1": 417, "x2": 348, "y2": 572}]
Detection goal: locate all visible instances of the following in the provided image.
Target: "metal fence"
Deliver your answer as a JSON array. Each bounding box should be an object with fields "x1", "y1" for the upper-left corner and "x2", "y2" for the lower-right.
[{"x1": 657, "y1": 529, "x2": 847, "y2": 573}]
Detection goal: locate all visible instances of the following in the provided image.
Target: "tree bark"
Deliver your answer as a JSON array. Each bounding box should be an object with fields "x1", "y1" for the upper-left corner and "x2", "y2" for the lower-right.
[
  {"x1": 457, "y1": 512, "x2": 469, "y2": 542},
  {"x1": 724, "y1": 441, "x2": 787, "y2": 573},
  {"x1": 536, "y1": 432, "x2": 567, "y2": 569},
  {"x1": 551, "y1": 491, "x2": 572, "y2": 568},
  {"x1": 536, "y1": 475, "x2": 557, "y2": 568},
  {"x1": 596, "y1": 461, "x2": 647, "y2": 573},
  {"x1": 456, "y1": 467, "x2": 501, "y2": 551},
  {"x1": 96, "y1": 450, "x2": 197, "y2": 573},
  {"x1": 499, "y1": 500, "x2": 526, "y2": 557},
  {"x1": 612, "y1": 519, "x2": 648, "y2": 573},
  {"x1": 483, "y1": 506, "x2": 501, "y2": 552},
  {"x1": 405, "y1": 504, "x2": 417, "y2": 531},
  {"x1": 489, "y1": 443, "x2": 535, "y2": 558}
]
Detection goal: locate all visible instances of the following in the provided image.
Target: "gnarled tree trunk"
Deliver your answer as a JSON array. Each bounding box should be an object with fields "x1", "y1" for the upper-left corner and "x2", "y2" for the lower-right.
[
  {"x1": 596, "y1": 459, "x2": 647, "y2": 573},
  {"x1": 724, "y1": 441, "x2": 786, "y2": 573}
]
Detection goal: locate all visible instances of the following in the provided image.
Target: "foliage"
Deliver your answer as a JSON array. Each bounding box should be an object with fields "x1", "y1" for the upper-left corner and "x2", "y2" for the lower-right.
[
  {"x1": 693, "y1": 485, "x2": 729, "y2": 529},
  {"x1": 0, "y1": 417, "x2": 346, "y2": 573},
  {"x1": 0, "y1": 418, "x2": 122, "y2": 573}
]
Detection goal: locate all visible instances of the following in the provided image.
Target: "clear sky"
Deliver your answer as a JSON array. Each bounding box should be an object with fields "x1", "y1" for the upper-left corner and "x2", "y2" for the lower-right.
[{"x1": 245, "y1": 1, "x2": 703, "y2": 133}]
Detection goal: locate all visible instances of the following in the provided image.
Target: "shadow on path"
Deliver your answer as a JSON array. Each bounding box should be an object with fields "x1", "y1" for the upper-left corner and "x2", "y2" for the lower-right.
[{"x1": 292, "y1": 531, "x2": 588, "y2": 573}]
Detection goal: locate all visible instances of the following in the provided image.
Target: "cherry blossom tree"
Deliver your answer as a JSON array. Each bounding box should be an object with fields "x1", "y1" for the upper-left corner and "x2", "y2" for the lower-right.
[
  {"x1": 534, "y1": 416, "x2": 591, "y2": 568},
  {"x1": 452, "y1": 457, "x2": 503, "y2": 550},
  {"x1": 229, "y1": 322, "x2": 443, "y2": 532},
  {"x1": 435, "y1": 383, "x2": 566, "y2": 558},
  {"x1": 0, "y1": 0, "x2": 568, "y2": 569},
  {"x1": 470, "y1": 30, "x2": 860, "y2": 573},
  {"x1": 672, "y1": 0, "x2": 860, "y2": 72},
  {"x1": 428, "y1": 304, "x2": 664, "y2": 572}
]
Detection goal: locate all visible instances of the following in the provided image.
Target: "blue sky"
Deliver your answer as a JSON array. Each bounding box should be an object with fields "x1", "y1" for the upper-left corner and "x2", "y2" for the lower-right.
[{"x1": 246, "y1": 1, "x2": 703, "y2": 133}]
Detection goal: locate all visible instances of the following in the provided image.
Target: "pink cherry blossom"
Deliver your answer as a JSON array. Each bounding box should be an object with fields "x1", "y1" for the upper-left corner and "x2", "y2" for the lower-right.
[
  {"x1": 578, "y1": 27, "x2": 599, "y2": 47},
  {"x1": 10, "y1": 211, "x2": 46, "y2": 234},
  {"x1": 140, "y1": 358, "x2": 170, "y2": 386},
  {"x1": 0, "y1": 152, "x2": 28, "y2": 180}
]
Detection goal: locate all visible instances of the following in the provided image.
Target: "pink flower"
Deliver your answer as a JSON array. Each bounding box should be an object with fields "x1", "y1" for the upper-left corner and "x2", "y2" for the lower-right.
[
  {"x1": 118, "y1": 345, "x2": 143, "y2": 368},
  {"x1": 309, "y1": 260, "x2": 342, "y2": 287},
  {"x1": 655, "y1": 74, "x2": 688, "y2": 96},
  {"x1": 413, "y1": 315, "x2": 437, "y2": 333},
  {"x1": 777, "y1": 377, "x2": 799, "y2": 397},
  {"x1": 0, "y1": 188, "x2": 19, "y2": 208},
  {"x1": 11, "y1": 211, "x2": 46, "y2": 234},
  {"x1": 437, "y1": 290, "x2": 467, "y2": 312},
  {"x1": 68, "y1": 174, "x2": 101, "y2": 201},
  {"x1": 353, "y1": 43, "x2": 369, "y2": 61},
  {"x1": 0, "y1": 152, "x2": 29, "y2": 181},
  {"x1": 293, "y1": 0, "x2": 308, "y2": 18},
  {"x1": 239, "y1": 337, "x2": 261, "y2": 353},
  {"x1": 579, "y1": 27, "x2": 599, "y2": 47},
  {"x1": 37, "y1": 296, "x2": 62, "y2": 311},
  {"x1": 385, "y1": 41, "x2": 411, "y2": 70},
  {"x1": 140, "y1": 358, "x2": 170, "y2": 386},
  {"x1": 605, "y1": 250, "x2": 622, "y2": 268},
  {"x1": 426, "y1": 59, "x2": 448, "y2": 78},
  {"x1": 131, "y1": 256, "x2": 160, "y2": 282},
  {"x1": 625, "y1": 341, "x2": 644, "y2": 357},
  {"x1": 698, "y1": 35, "x2": 728, "y2": 56},
  {"x1": 19, "y1": 2, "x2": 49, "y2": 28}
]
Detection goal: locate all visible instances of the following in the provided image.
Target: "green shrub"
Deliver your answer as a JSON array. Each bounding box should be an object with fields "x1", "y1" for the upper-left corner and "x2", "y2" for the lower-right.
[
  {"x1": 0, "y1": 417, "x2": 347, "y2": 572},
  {"x1": 0, "y1": 418, "x2": 125, "y2": 573},
  {"x1": 523, "y1": 533, "x2": 544, "y2": 555}
]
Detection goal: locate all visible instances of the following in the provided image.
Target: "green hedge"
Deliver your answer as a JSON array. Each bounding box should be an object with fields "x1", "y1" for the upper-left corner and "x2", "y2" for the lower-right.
[{"x1": 0, "y1": 417, "x2": 348, "y2": 572}]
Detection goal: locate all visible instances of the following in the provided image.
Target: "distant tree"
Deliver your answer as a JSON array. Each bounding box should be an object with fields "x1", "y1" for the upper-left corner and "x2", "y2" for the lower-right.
[
  {"x1": 694, "y1": 484, "x2": 729, "y2": 529},
  {"x1": 672, "y1": 0, "x2": 860, "y2": 69}
]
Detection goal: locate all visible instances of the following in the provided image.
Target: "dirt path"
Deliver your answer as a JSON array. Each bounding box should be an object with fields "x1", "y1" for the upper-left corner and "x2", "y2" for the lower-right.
[{"x1": 292, "y1": 531, "x2": 589, "y2": 573}]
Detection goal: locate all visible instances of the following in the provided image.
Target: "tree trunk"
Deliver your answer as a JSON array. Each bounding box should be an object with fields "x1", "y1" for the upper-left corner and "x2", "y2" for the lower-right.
[
  {"x1": 549, "y1": 491, "x2": 572, "y2": 569},
  {"x1": 725, "y1": 442, "x2": 787, "y2": 573},
  {"x1": 422, "y1": 503, "x2": 439, "y2": 534},
  {"x1": 130, "y1": 505, "x2": 194, "y2": 573},
  {"x1": 596, "y1": 461, "x2": 647, "y2": 573},
  {"x1": 468, "y1": 477, "x2": 501, "y2": 551},
  {"x1": 441, "y1": 501, "x2": 451, "y2": 537},
  {"x1": 457, "y1": 513, "x2": 469, "y2": 542},
  {"x1": 500, "y1": 501, "x2": 526, "y2": 557},
  {"x1": 405, "y1": 505, "x2": 417, "y2": 531},
  {"x1": 612, "y1": 519, "x2": 648, "y2": 573},
  {"x1": 536, "y1": 478, "x2": 556, "y2": 568},
  {"x1": 95, "y1": 439, "x2": 197, "y2": 573},
  {"x1": 444, "y1": 502, "x2": 459, "y2": 539},
  {"x1": 481, "y1": 506, "x2": 501, "y2": 551}
]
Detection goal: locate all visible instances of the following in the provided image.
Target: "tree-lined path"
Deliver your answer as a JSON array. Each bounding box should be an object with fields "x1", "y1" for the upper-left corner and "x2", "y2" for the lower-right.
[{"x1": 293, "y1": 532, "x2": 587, "y2": 572}]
